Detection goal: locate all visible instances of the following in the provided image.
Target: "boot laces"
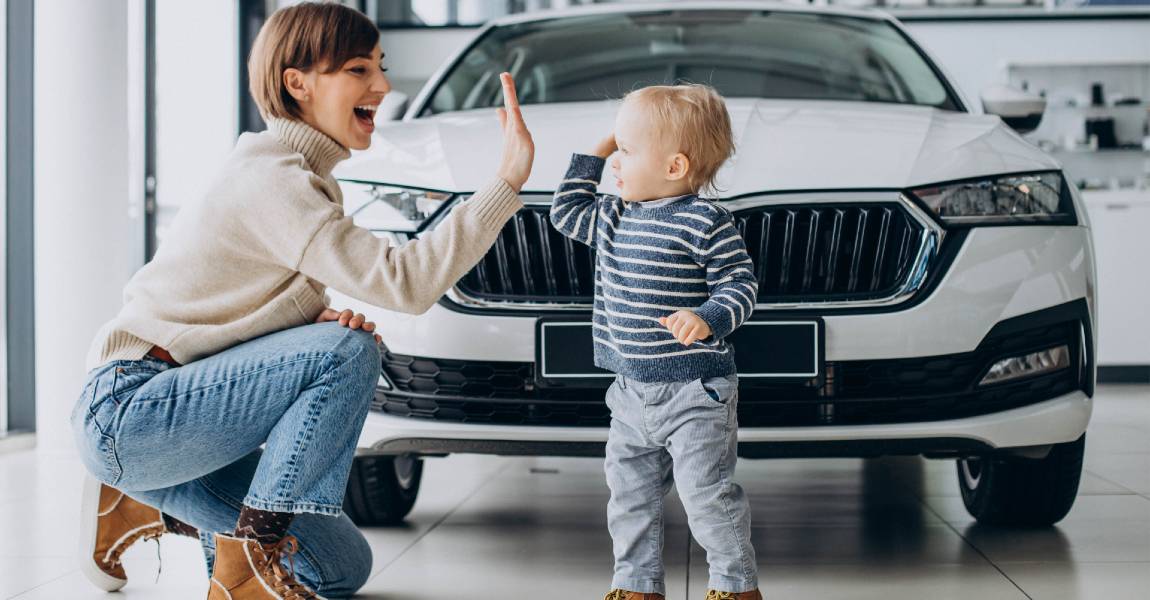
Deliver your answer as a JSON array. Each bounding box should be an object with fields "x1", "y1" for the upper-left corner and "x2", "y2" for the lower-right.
[
  {"x1": 104, "y1": 523, "x2": 165, "y2": 568},
  {"x1": 706, "y1": 592, "x2": 737, "y2": 600},
  {"x1": 605, "y1": 590, "x2": 656, "y2": 600},
  {"x1": 258, "y1": 536, "x2": 318, "y2": 600}
]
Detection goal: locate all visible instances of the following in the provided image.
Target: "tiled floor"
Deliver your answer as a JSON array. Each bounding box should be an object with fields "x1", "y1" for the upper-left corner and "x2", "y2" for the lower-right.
[{"x1": 3, "y1": 386, "x2": 1148, "y2": 599}]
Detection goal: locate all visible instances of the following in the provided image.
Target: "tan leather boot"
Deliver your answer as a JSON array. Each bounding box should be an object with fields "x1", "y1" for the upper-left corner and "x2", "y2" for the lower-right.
[
  {"x1": 207, "y1": 533, "x2": 321, "y2": 599},
  {"x1": 705, "y1": 590, "x2": 763, "y2": 600},
  {"x1": 79, "y1": 476, "x2": 166, "y2": 591},
  {"x1": 604, "y1": 590, "x2": 665, "y2": 600}
]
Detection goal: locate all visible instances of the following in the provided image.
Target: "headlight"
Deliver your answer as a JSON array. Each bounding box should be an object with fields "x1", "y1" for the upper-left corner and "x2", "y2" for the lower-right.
[
  {"x1": 338, "y1": 180, "x2": 453, "y2": 233},
  {"x1": 908, "y1": 171, "x2": 1074, "y2": 226}
]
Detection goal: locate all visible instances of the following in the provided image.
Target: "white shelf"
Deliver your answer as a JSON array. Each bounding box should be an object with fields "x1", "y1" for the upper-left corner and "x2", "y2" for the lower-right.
[
  {"x1": 1044, "y1": 103, "x2": 1150, "y2": 111},
  {"x1": 1047, "y1": 146, "x2": 1150, "y2": 154},
  {"x1": 1081, "y1": 189, "x2": 1150, "y2": 204},
  {"x1": 1007, "y1": 59, "x2": 1150, "y2": 69}
]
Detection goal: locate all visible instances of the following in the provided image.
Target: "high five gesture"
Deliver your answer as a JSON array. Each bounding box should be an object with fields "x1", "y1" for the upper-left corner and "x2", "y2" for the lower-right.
[{"x1": 495, "y1": 72, "x2": 535, "y2": 192}]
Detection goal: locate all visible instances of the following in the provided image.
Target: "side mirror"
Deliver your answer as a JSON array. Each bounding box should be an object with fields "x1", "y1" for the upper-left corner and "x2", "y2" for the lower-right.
[
  {"x1": 375, "y1": 91, "x2": 409, "y2": 124},
  {"x1": 980, "y1": 84, "x2": 1046, "y2": 134}
]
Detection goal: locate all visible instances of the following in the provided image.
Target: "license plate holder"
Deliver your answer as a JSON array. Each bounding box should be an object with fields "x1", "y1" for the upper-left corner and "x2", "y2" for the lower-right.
[{"x1": 535, "y1": 318, "x2": 824, "y2": 386}]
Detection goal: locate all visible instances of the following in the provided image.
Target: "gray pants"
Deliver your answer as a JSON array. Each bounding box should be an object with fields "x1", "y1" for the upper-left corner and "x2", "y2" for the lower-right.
[{"x1": 604, "y1": 374, "x2": 758, "y2": 594}]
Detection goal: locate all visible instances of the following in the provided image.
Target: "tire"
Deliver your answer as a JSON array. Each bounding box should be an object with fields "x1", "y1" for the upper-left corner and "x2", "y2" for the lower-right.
[
  {"x1": 343, "y1": 451, "x2": 423, "y2": 526},
  {"x1": 956, "y1": 434, "x2": 1085, "y2": 527}
]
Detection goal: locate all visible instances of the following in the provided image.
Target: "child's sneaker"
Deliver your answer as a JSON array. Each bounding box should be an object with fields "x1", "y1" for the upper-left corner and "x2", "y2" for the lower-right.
[
  {"x1": 604, "y1": 590, "x2": 665, "y2": 600},
  {"x1": 78, "y1": 475, "x2": 166, "y2": 591},
  {"x1": 705, "y1": 590, "x2": 763, "y2": 600}
]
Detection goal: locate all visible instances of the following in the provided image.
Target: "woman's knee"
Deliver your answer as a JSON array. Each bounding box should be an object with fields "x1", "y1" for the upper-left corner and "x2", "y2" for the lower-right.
[
  {"x1": 294, "y1": 514, "x2": 373, "y2": 597},
  {"x1": 308, "y1": 322, "x2": 380, "y2": 376}
]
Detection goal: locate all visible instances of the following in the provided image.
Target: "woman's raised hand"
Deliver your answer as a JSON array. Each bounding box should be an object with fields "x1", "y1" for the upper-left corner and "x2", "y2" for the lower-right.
[{"x1": 495, "y1": 72, "x2": 535, "y2": 192}]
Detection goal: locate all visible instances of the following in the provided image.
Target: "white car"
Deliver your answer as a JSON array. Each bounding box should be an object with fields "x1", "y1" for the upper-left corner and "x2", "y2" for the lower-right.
[{"x1": 330, "y1": 2, "x2": 1096, "y2": 528}]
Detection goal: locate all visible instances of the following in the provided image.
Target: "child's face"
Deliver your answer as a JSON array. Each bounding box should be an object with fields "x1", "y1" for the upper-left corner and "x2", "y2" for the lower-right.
[{"x1": 610, "y1": 100, "x2": 691, "y2": 202}]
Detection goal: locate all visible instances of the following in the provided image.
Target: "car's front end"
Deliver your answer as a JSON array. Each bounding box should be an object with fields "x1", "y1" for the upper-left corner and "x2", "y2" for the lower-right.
[{"x1": 332, "y1": 2, "x2": 1096, "y2": 527}]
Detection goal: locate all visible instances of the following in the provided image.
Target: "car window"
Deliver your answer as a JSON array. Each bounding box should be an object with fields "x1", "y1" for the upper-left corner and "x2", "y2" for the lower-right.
[{"x1": 422, "y1": 10, "x2": 957, "y2": 115}]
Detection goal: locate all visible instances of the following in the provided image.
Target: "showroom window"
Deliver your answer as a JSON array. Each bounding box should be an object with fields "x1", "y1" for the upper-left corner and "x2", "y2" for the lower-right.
[
  {"x1": 1, "y1": 0, "x2": 7, "y2": 437},
  {"x1": 4, "y1": 0, "x2": 34, "y2": 438}
]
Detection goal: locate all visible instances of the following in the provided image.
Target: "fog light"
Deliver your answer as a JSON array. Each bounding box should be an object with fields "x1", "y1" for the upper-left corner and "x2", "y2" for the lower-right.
[{"x1": 980, "y1": 345, "x2": 1070, "y2": 386}]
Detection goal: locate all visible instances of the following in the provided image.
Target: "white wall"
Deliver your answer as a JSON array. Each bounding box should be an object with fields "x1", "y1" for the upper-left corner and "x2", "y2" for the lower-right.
[
  {"x1": 903, "y1": 19, "x2": 1150, "y2": 110},
  {"x1": 34, "y1": 0, "x2": 138, "y2": 453}
]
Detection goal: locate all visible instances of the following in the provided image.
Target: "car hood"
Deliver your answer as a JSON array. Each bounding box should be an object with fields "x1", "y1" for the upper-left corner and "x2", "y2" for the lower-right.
[{"x1": 335, "y1": 98, "x2": 1058, "y2": 196}]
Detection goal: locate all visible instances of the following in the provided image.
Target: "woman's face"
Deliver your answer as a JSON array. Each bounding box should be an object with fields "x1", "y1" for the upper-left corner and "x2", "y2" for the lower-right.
[{"x1": 291, "y1": 44, "x2": 391, "y2": 150}]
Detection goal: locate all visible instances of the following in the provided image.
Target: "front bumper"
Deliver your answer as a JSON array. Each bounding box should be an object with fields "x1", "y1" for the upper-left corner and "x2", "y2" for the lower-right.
[
  {"x1": 372, "y1": 299, "x2": 1090, "y2": 427},
  {"x1": 358, "y1": 390, "x2": 1091, "y2": 458}
]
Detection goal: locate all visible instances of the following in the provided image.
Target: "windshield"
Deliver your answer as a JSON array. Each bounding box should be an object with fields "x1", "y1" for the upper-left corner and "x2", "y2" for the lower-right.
[{"x1": 421, "y1": 10, "x2": 959, "y2": 116}]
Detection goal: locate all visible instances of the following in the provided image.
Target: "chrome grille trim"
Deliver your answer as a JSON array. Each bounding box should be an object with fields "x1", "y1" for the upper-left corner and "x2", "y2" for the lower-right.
[{"x1": 449, "y1": 191, "x2": 944, "y2": 312}]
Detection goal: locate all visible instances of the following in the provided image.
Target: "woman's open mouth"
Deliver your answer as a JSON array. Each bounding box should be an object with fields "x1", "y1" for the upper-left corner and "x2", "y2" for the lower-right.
[{"x1": 353, "y1": 105, "x2": 377, "y2": 133}]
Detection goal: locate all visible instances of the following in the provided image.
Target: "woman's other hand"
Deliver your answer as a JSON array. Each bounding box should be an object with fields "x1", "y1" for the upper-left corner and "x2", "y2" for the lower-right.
[
  {"x1": 316, "y1": 308, "x2": 382, "y2": 344},
  {"x1": 495, "y1": 72, "x2": 535, "y2": 192}
]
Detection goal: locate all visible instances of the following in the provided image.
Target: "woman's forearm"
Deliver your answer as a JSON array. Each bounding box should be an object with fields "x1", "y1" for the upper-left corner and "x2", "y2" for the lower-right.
[{"x1": 297, "y1": 178, "x2": 522, "y2": 314}]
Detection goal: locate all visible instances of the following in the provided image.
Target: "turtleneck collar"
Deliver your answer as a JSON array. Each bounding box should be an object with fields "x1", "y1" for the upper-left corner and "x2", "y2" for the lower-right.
[{"x1": 266, "y1": 118, "x2": 351, "y2": 178}]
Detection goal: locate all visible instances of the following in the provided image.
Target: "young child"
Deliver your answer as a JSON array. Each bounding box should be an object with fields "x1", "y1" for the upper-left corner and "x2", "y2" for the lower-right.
[{"x1": 550, "y1": 84, "x2": 761, "y2": 600}]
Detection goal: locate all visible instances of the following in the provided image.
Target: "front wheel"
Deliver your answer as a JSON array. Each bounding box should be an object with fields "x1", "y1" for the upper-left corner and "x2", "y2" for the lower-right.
[
  {"x1": 343, "y1": 451, "x2": 423, "y2": 526},
  {"x1": 956, "y1": 434, "x2": 1085, "y2": 527}
]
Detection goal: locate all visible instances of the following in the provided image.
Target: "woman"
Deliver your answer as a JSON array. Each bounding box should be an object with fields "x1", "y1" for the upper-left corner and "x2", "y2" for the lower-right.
[{"x1": 70, "y1": 3, "x2": 534, "y2": 598}]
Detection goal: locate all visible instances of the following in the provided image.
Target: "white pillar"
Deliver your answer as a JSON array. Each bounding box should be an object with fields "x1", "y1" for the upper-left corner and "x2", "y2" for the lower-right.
[{"x1": 34, "y1": 0, "x2": 140, "y2": 453}]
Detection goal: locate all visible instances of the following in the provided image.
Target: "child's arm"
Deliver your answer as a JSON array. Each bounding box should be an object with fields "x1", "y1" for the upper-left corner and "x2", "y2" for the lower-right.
[
  {"x1": 549, "y1": 136, "x2": 617, "y2": 247},
  {"x1": 696, "y1": 211, "x2": 758, "y2": 338},
  {"x1": 663, "y1": 210, "x2": 758, "y2": 344}
]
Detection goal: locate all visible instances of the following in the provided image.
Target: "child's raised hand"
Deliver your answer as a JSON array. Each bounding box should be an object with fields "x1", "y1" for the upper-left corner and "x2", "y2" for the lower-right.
[
  {"x1": 659, "y1": 310, "x2": 712, "y2": 346},
  {"x1": 591, "y1": 133, "x2": 617, "y2": 159}
]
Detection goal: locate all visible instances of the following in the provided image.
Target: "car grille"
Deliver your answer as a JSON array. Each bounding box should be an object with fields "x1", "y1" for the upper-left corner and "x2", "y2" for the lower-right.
[
  {"x1": 373, "y1": 311, "x2": 1087, "y2": 428},
  {"x1": 454, "y1": 202, "x2": 931, "y2": 305}
]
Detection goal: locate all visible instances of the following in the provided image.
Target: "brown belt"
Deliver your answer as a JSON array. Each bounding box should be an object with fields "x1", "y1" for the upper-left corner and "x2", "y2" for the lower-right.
[{"x1": 147, "y1": 345, "x2": 180, "y2": 367}]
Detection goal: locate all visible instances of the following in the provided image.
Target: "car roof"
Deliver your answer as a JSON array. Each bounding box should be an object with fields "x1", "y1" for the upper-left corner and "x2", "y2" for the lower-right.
[{"x1": 486, "y1": 1, "x2": 896, "y2": 28}]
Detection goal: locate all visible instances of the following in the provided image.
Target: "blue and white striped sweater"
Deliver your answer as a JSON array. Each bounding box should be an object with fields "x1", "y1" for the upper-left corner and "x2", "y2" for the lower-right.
[{"x1": 550, "y1": 153, "x2": 758, "y2": 382}]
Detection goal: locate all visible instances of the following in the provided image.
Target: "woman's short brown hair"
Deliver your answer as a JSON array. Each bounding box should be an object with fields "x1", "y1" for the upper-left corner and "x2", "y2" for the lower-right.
[{"x1": 248, "y1": 2, "x2": 380, "y2": 121}]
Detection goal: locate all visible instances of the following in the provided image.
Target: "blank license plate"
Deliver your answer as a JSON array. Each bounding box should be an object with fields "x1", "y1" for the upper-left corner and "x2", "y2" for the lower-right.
[{"x1": 536, "y1": 319, "x2": 823, "y2": 383}]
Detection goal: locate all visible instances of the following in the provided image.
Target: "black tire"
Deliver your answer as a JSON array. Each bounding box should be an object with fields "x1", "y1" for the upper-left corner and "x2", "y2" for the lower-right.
[
  {"x1": 343, "y1": 451, "x2": 423, "y2": 526},
  {"x1": 956, "y1": 434, "x2": 1085, "y2": 527}
]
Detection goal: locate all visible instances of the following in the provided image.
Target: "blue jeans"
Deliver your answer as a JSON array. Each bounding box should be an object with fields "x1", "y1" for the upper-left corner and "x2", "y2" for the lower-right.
[
  {"x1": 605, "y1": 374, "x2": 758, "y2": 594},
  {"x1": 70, "y1": 322, "x2": 380, "y2": 598}
]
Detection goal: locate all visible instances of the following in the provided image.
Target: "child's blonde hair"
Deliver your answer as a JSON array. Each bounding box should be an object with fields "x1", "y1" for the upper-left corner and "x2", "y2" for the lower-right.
[{"x1": 624, "y1": 83, "x2": 735, "y2": 197}]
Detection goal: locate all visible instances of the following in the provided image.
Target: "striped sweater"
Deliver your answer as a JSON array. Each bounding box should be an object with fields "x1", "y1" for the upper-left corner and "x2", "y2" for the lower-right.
[{"x1": 550, "y1": 154, "x2": 758, "y2": 382}]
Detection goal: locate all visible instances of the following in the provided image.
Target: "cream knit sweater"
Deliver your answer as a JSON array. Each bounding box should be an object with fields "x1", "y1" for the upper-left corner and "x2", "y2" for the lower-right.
[{"x1": 86, "y1": 118, "x2": 522, "y2": 370}]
